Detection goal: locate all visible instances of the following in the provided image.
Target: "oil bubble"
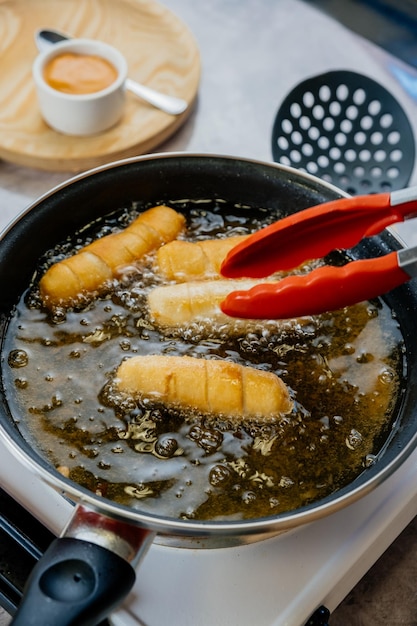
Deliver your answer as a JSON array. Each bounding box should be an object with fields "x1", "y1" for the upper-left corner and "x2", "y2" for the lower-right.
[
  {"x1": 51, "y1": 309, "x2": 66, "y2": 324},
  {"x1": 356, "y1": 352, "x2": 374, "y2": 364},
  {"x1": 346, "y1": 428, "x2": 363, "y2": 450},
  {"x1": 155, "y1": 436, "x2": 179, "y2": 458},
  {"x1": 8, "y1": 350, "x2": 28, "y2": 368},
  {"x1": 188, "y1": 425, "x2": 223, "y2": 453},
  {"x1": 51, "y1": 395, "x2": 62, "y2": 408},
  {"x1": 279, "y1": 476, "x2": 294, "y2": 488},
  {"x1": 242, "y1": 490, "x2": 256, "y2": 504},
  {"x1": 209, "y1": 464, "x2": 233, "y2": 486},
  {"x1": 379, "y1": 367, "x2": 395, "y2": 385},
  {"x1": 364, "y1": 454, "x2": 377, "y2": 467},
  {"x1": 98, "y1": 461, "x2": 111, "y2": 470},
  {"x1": 366, "y1": 305, "x2": 378, "y2": 318}
]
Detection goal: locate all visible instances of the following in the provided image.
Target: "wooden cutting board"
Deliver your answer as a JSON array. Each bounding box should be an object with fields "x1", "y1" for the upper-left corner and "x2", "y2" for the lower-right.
[{"x1": 0, "y1": 0, "x2": 200, "y2": 172}]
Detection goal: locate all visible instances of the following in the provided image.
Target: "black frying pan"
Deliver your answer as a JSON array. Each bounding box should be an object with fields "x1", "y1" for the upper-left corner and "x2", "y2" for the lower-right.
[{"x1": 1, "y1": 154, "x2": 417, "y2": 625}]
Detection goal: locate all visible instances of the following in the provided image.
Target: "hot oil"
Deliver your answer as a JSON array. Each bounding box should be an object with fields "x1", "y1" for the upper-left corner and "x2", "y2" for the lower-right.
[{"x1": 3, "y1": 200, "x2": 404, "y2": 521}]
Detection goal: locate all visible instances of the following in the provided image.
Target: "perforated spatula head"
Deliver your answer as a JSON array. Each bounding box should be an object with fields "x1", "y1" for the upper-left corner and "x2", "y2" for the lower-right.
[{"x1": 272, "y1": 70, "x2": 415, "y2": 195}]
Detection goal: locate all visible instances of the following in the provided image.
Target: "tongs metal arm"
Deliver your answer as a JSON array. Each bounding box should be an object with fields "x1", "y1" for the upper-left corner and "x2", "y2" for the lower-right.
[{"x1": 219, "y1": 187, "x2": 417, "y2": 319}]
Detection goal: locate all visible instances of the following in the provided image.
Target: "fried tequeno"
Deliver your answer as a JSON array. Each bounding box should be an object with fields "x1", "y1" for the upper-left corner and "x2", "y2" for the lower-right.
[
  {"x1": 147, "y1": 278, "x2": 267, "y2": 327},
  {"x1": 155, "y1": 235, "x2": 248, "y2": 281},
  {"x1": 116, "y1": 354, "x2": 293, "y2": 420},
  {"x1": 39, "y1": 205, "x2": 185, "y2": 308}
]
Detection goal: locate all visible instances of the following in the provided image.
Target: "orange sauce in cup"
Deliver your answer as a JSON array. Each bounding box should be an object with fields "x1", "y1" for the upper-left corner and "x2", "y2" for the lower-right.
[{"x1": 44, "y1": 52, "x2": 118, "y2": 95}]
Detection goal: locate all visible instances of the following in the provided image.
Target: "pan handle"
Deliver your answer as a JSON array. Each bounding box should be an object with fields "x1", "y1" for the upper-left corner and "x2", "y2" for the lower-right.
[
  {"x1": 11, "y1": 536, "x2": 136, "y2": 626},
  {"x1": 11, "y1": 504, "x2": 155, "y2": 626}
]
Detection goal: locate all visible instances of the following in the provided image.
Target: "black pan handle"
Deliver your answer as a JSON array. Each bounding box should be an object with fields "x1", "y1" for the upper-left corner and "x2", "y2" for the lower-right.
[{"x1": 11, "y1": 536, "x2": 136, "y2": 626}]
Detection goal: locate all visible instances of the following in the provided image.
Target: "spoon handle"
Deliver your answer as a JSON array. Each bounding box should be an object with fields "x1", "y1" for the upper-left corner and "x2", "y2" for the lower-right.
[{"x1": 125, "y1": 77, "x2": 187, "y2": 115}]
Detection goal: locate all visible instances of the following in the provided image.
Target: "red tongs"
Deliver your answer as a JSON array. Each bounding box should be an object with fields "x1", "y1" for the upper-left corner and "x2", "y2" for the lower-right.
[{"x1": 220, "y1": 187, "x2": 417, "y2": 319}]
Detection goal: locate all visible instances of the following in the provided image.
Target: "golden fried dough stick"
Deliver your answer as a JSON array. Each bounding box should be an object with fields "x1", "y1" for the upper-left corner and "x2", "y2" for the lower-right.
[
  {"x1": 40, "y1": 205, "x2": 185, "y2": 308},
  {"x1": 116, "y1": 354, "x2": 293, "y2": 420},
  {"x1": 148, "y1": 279, "x2": 267, "y2": 328},
  {"x1": 155, "y1": 235, "x2": 248, "y2": 281}
]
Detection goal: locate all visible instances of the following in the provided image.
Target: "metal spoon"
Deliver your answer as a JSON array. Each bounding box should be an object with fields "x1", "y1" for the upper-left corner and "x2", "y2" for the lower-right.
[{"x1": 34, "y1": 29, "x2": 188, "y2": 116}]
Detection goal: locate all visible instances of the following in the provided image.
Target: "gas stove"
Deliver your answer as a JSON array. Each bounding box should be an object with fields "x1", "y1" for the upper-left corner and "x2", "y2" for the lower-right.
[{"x1": 1, "y1": 433, "x2": 417, "y2": 626}]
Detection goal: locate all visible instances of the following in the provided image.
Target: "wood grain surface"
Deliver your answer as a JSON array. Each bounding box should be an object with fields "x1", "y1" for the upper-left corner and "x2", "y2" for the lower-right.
[{"x1": 0, "y1": 0, "x2": 200, "y2": 172}]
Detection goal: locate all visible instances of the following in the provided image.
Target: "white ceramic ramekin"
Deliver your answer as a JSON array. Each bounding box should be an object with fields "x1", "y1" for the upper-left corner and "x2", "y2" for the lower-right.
[{"x1": 33, "y1": 39, "x2": 128, "y2": 136}]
